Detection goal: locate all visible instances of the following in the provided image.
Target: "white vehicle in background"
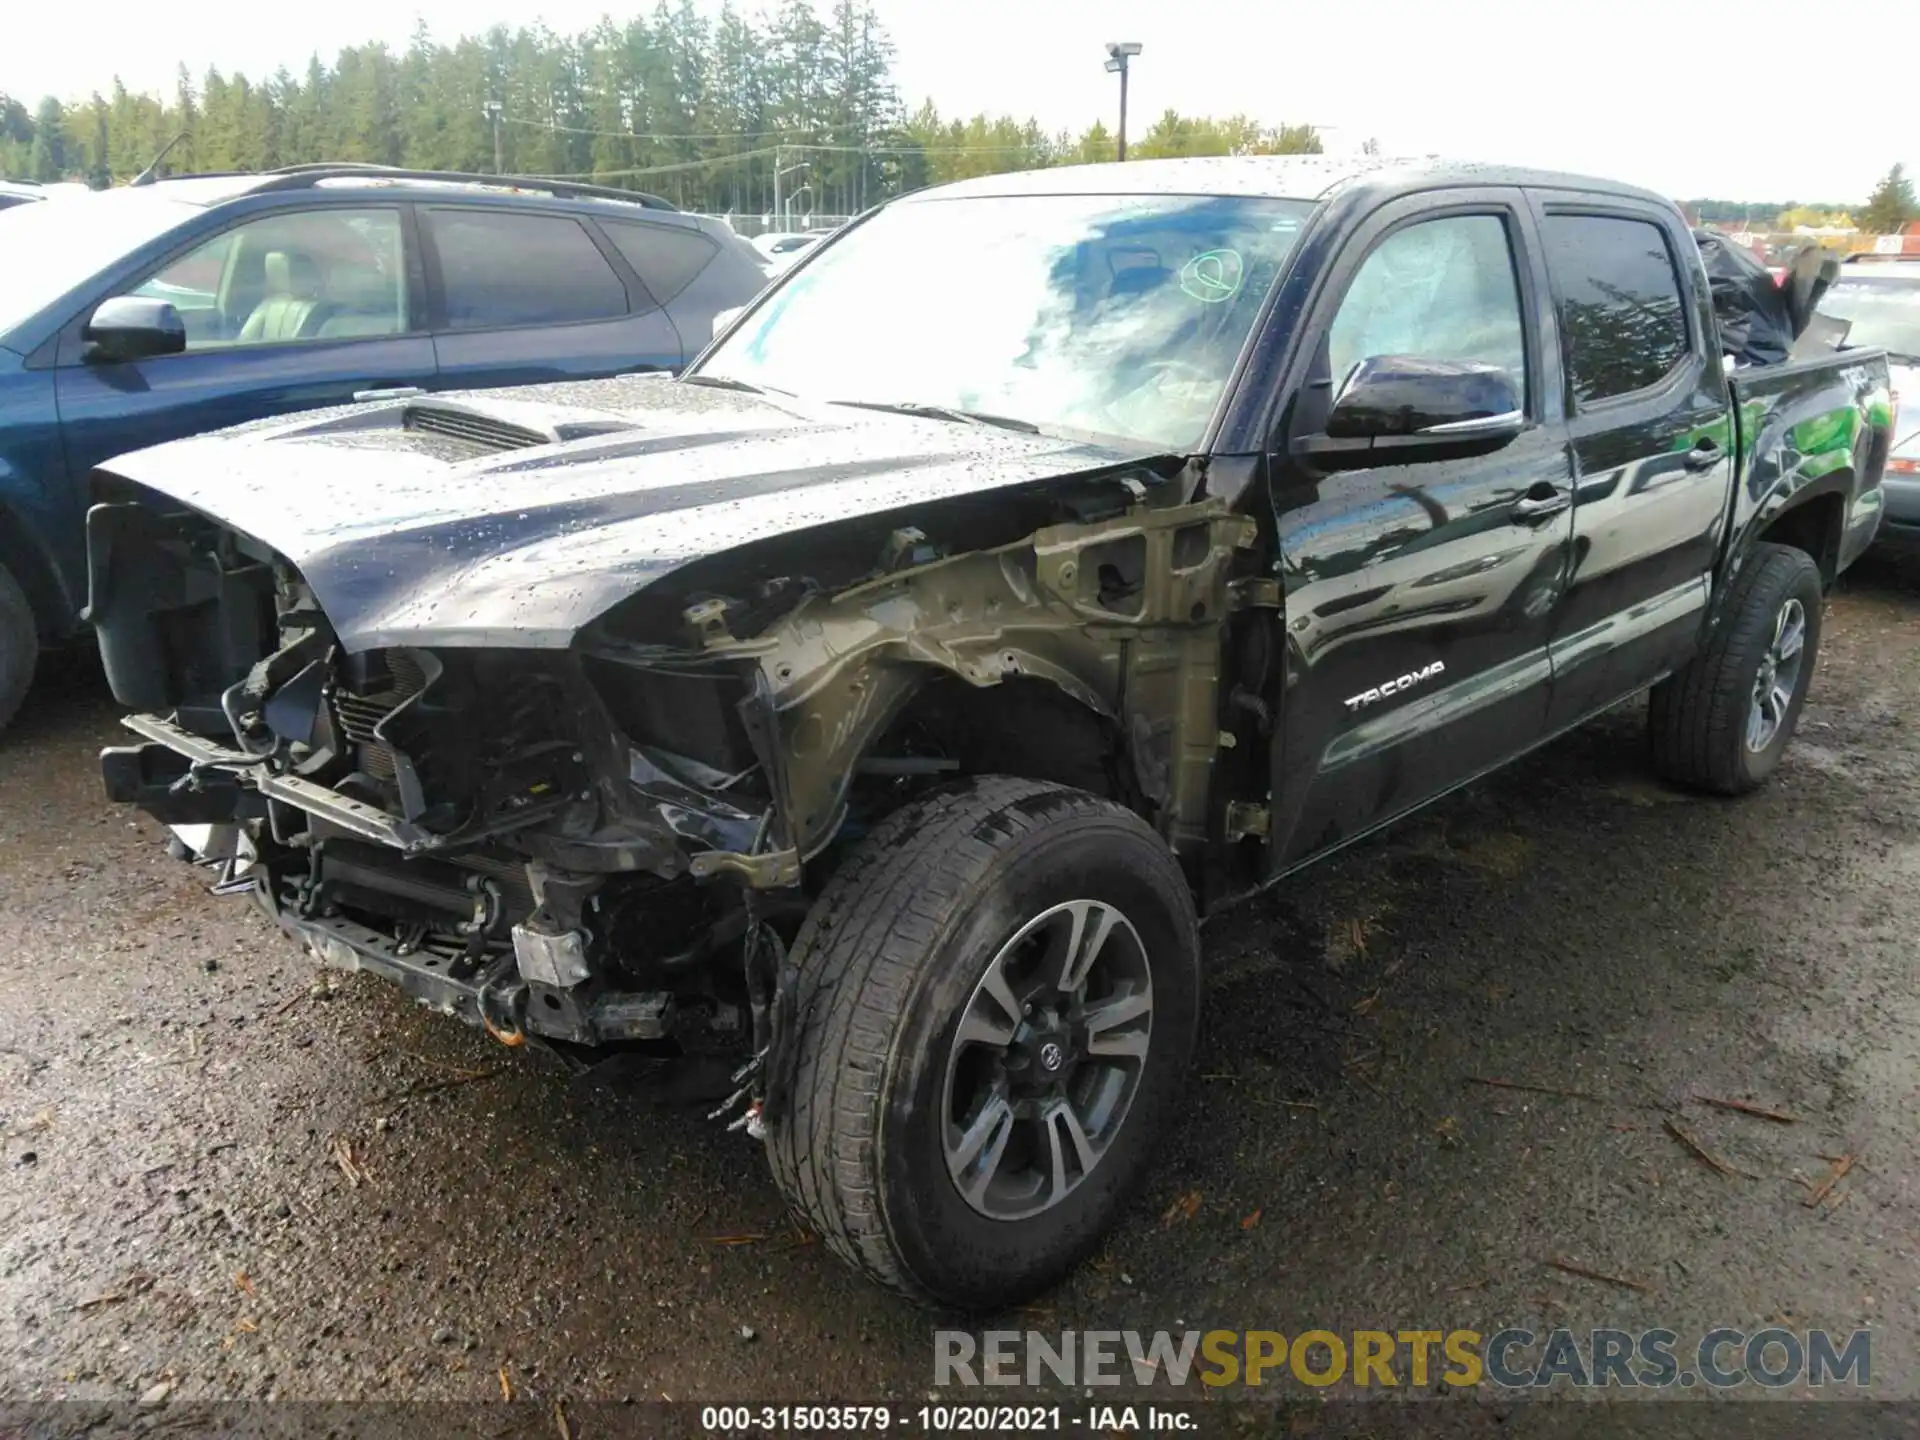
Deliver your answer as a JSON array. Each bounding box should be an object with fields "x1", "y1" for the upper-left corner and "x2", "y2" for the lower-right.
[
  {"x1": 752, "y1": 228, "x2": 835, "y2": 273},
  {"x1": 0, "y1": 179, "x2": 91, "y2": 210},
  {"x1": 1819, "y1": 254, "x2": 1919, "y2": 551}
]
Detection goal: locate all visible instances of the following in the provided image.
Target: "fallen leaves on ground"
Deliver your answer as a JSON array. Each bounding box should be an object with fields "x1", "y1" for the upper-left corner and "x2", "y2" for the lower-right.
[
  {"x1": 1805, "y1": 1153, "x2": 1856, "y2": 1209},
  {"x1": 1547, "y1": 1256, "x2": 1651, "y2": 1293},
  {"x1": 1663, "y1": 1116, "x2": 1759, "y2": 1179},
  {"x1": 73, "y1": 1272, "x2": 157, "y2": 1312},
  {"x1": 1161, "y1": 1190, "x2": 1202, "y2": 1227},
  {"x1": 328, "y1": 1132, "x2": 369, "y2": 1188},
  {"x1": 1467, "y1": 1075, "x2": 1609, "y2": 1103},
  {"x1": 1694, "y1": 1095, "x2": 1798, "y2": 1124}
]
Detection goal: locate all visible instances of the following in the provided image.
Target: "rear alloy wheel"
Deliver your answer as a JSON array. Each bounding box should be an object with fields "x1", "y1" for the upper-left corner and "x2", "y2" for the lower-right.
[
  {"x1": 1744, "y1": 596, "x2": 1807, "y2": 754},
  {"x1": 767, "y1": 777, "x2": 1200, "y2": 1310},
  {"x1": 1650, "y1": 541, "x2": 1823, "y2": 794}
]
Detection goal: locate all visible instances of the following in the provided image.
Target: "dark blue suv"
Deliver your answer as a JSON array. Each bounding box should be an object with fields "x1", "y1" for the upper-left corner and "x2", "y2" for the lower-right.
[{"x1": 0, "y1": 164, "x2": 770, "y2": 733}]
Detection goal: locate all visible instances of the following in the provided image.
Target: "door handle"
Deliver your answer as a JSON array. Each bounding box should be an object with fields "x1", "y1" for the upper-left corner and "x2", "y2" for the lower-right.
[
  {"x1": 1682, "y1": 438, "x2": 1724, "y2": 472},
  {"x1": 1509, "y1": 487, "x2": 1571, "y2": 524},
  {"x1": 353, "y1": 386, "x2": 424, "y2": 402}
]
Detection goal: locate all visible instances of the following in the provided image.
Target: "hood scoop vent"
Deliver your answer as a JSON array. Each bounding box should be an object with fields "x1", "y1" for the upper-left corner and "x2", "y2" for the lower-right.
[{"x1": 402, "y1": 404, "x2": 550, "y2": 455}]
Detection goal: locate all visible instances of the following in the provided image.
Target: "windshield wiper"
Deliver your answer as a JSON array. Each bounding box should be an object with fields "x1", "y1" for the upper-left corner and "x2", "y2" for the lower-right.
[
  {"x1": 829, "y1": 399, "x2": 1041, "y2": 434},
  {"x1": 680, "y1": 373, "x2": 793, "y2": 396}
]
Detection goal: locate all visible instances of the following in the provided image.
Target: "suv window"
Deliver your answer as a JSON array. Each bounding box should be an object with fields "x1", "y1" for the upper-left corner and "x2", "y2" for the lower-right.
[
  {"x1": 1542, "y1": 215, "x2": 1690, "y2": 405},
  {"x1": 426, "y1": 210, "x2": 629, "y2": 330},
  {"x1": 600, "y1": 220, "x2": 718, "y2": 305},
  {"x1": 127, "y1": 208, "x2": 406, "y2": 350},
  {"x1": 1328, "y1": 214, "x2": 1527, "y2": 406}
]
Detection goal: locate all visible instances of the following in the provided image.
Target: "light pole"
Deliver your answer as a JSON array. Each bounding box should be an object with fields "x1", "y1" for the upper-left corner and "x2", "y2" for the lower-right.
[
  {"x1": 773, "y1": 147, "x2": 811, "y2": 232},
  {"x1": 484, "y1": 100, "x2": 504, "y2": 175},
  {"x1": 1104, "y1": 42, "x2": 1141, "y2": 162}
]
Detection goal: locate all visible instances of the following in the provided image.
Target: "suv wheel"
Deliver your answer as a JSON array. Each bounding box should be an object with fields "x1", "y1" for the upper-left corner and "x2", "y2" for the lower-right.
[
  {"x1": 1649, "y1": 541, "x2": 1823, "y2": 794},
  {"x1": 0, "y1": 560, "x2": 38, "y2": 739},
  {"x1": 766, "y1": 777, "x2": 1200, "y2": 1309}
]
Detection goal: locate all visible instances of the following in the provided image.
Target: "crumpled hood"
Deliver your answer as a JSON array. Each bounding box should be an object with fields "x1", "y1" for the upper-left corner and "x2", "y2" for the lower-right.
[{"x1": 97, "y1": 375, "x2": 1157, "y2": 651}]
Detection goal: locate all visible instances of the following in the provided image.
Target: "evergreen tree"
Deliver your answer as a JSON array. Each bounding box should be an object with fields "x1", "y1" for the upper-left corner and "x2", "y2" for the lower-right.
[
  {"x1": 1860, "y1": 163, "x2": 1916, "y2": 234},
  {"x1": 170, "y1": 66, "x2": 199, "y2": 174},
  {"x1": 84, "y1": 93, "x2": 110, "y2": 187},
  {"x1": 2, "y1": 14, "x2": 1331, "y2": 207},
  {"x1": 29, "y1": 97, "x2": 67, "y2": 180}
]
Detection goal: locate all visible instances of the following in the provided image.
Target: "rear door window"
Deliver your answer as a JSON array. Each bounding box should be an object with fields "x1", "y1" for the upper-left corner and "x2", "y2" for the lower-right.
[
  {"x1": 599, "y1": 221, "x2": 718, "y2": 305},
  {"x1": 426, "y1": 209, "x2": 630, "y2": 330},
  {"x1": 1542, "y1": 214, "x2": 1690, "y2": 405}
]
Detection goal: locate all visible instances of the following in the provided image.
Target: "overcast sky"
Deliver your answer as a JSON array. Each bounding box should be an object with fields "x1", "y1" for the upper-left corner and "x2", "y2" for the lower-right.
[{"x1": 4, "y1": 0, "x2": 1910, "y2": 203}]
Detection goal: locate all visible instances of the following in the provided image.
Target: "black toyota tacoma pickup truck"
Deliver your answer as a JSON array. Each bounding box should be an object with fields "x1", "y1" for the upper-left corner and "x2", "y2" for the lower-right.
[{"x1": 86, "y1": 157, "x2": 1893, "y2": 1310}]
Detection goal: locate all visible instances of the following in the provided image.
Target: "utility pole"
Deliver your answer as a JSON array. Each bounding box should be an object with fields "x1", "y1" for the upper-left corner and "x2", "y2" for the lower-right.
[
  {"x1": 1105, "y1": 42, "x2": 1141, "y2": 162},
  {"x1": 484, "y1": 100, "x2": 504, "y2": 175},
  {"x1": 774, "y1": 147, "x2": 810, "y2": 232}
]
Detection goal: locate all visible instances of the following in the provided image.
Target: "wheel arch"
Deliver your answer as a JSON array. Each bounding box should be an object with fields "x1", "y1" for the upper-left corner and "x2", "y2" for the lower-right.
[
  {"x1": 1754, "y1": 487, "x2": 1848, "y2": 586},
  {"x1": 858, "y1": 669, "x2": 1140, "y2": 805},
  {"x1": 1723, "y1": 465, "x2": 1855, "y2": 605},
  {"x1": 734, "y1": 501, "x2": 1259, "y2": 869},
  {"x1": 0, "y1": 498, "x2": 76, "y2": 642}
]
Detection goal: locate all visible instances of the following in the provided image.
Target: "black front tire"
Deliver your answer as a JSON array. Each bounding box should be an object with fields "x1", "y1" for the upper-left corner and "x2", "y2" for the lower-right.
[
  {"x1": 1649, "y1": 542, "x2": 1823, "y2": 795},
  {"x1": 0, "y1": 560, "x2": 38, "y2": 740},
  {"x1": 766, "y1": 777, "x2": 1201, "y2": 1310}
]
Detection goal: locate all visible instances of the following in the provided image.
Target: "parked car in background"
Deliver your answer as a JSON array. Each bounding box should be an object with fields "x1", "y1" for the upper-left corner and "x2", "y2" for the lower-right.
[
  {"x1": 0, "y1": 180, "x2": 47, "y2": 210},
  {"x1": 1818, "y1": 254, "x2": 1917, "y2": 550},
  {"x1": 0, "y1": 179, "x2": 94, "y2": 209},
  {"x1": 0, "y1": 163, "x2": 768, "y2": 734},
  {"x1": 750, "y1": 228, "x2": 836, "y2": 273}
]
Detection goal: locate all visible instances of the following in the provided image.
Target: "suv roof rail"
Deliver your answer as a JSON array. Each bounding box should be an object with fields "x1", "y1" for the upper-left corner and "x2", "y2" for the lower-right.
[
  {"x1": 1842, "y1": 249, "x2": 1919, "y2": 263},
  {"x1": 250, "y1": 163, "x2": 679, "y2": 211}
]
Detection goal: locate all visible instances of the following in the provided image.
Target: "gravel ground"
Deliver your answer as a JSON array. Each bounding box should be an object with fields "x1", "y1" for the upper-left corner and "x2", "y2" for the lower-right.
[{"x1": 1, "y1": 555, "x2": 1915, "y2": 1411}]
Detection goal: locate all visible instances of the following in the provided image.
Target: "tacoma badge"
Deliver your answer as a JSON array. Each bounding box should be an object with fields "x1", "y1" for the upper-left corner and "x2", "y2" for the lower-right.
[{"x1": 1344, "y1": 660, "x2": 1446, "y2": 713}]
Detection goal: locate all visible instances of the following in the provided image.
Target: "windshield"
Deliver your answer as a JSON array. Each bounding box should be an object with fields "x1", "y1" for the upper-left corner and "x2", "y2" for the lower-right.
[
  {"x1": 699, "y1": 192, "x2": 1314, "y2": 449},
  {"x1": 0, "y1": 193, "x2": 197, "y2": 340},
  {"x1": 1816, "y1": 275, "x2": 1920, "y2": 360}
]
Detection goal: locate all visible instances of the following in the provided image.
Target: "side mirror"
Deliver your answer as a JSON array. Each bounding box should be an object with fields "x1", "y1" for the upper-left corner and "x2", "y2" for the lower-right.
[
  {"x1": 1296, "y1": 355, "x2": 1523, "y2": 469},
  {"x1": 84, "y1": 296, "x2": 187, "y2": 364}
]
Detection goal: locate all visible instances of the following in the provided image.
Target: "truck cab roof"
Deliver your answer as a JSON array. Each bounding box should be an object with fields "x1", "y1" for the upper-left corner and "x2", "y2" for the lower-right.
[{"x1": 915, "y1": 155, "x2": 1676, "y2": 210}]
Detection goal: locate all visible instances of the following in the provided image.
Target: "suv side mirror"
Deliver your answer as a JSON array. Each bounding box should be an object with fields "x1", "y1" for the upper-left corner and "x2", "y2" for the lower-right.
[
  {"x1": 1295, "y1": 355, "x2": 1523, "y2": 470},
  {"x1": 84, "y1": 296, "x2": 187, "y2": 364}
]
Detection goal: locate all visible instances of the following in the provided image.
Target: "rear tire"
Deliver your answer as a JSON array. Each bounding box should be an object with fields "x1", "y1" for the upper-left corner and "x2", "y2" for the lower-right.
[
  {"x1": 766, "y1": 777, "x2": 1200, "y2": 1310},
  {"x1": 1649, "y1": 542, "x2": 1823, "y2": 795},
  {"x1": 0, "y1": 560, "x2": 38, "y2": 741}
]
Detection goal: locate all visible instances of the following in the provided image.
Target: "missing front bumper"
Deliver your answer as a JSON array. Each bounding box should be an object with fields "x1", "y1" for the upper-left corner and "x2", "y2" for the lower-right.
[
  {"x1": 110, "y1": 713, "x2": 437, "y2": 850},
  {"x1": 276, "y1": 904, "x2": 675, "y2": 1047}
]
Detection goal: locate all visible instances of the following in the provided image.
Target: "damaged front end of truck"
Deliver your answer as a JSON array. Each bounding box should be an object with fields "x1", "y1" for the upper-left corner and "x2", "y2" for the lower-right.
[{"x1": 87, "y1": 395, "x2": 1258, "y2": 1130}]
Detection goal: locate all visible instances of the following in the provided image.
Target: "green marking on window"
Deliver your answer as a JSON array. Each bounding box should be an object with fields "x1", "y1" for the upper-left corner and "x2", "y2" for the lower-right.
[{"x1": 1180, "y1": 249, "x2": 1245, "y2": 303}]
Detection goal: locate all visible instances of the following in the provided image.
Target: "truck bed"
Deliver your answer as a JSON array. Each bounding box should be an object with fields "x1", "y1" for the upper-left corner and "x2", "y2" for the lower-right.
[{"x1": 1724, "y1": 346, "x2": 1893, "y2": 580}]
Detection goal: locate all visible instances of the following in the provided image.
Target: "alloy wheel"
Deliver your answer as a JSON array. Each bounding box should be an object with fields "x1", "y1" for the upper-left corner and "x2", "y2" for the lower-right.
[
  {"x1": 1746, "y1": 596, "x2": 1807, "y2": 753},
  {"x1": 941, "y1": 899, "x2": 1154, "y2": 1221}
]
